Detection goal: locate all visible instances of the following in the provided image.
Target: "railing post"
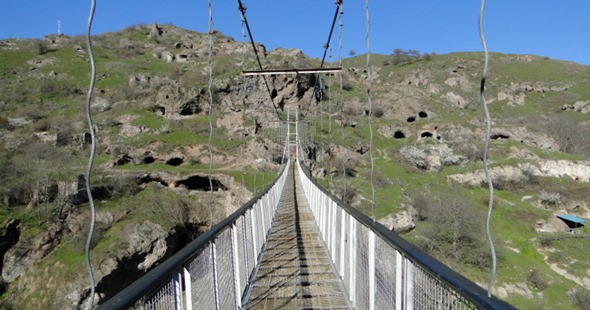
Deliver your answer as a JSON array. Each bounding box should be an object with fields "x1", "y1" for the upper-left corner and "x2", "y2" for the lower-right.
[
  {"x1": 240, "y1": 215, "x2": 249, "y2": 285},
  {"x1": 173, "y1": 269, "x2": 182, "y2": 310},
  {"x1": 211, "y1": 241, "x2": 220, "y2": 310},
  {"x1": 250, "y1": 209, "x2": 257, "y2": 263},
  {"x1": 406, "y1": 259, "x2": 415, "y2": 310},
  {"x1": 339, "y1": 209, "x2": 346, "y2": 274},
  {"x1": 396, "y1": 251, "x2": 403, "y2": 310},
  {"x1": 369, "y1": 231, "x2": 376, "y2": 310},
  {"x1": 349, "y1": 219, "x2": 357, "y2": 306},
  {"x1": 330, "y1": 200, "x2": 337, "y2": 263},
  {"x1": 183, "y1": 266, "x2": 192, "y2": 310},
  {"x1": 231, "y1": 223, "x2": 241, "y2": 309}
]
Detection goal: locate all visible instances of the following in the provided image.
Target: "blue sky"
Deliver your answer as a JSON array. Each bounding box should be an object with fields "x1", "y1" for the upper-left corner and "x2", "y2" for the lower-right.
[{"x1": 1, "y1": 1, "x2": 588, "y2": 65}]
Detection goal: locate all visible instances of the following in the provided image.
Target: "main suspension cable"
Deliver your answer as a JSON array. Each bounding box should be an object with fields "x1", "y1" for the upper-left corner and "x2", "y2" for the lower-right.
[
  {"x1": 319, "y1": 1, "x2": 342, "y2": 68},
  {"x1": 236, "y1": 0, "x2": 282, "y2": 122},
  {"x1": 206, "y1": 0, "x2": 215, "y2": 229},
  {"x1": 83, "y1": 0, "x2": 97, "y2": 308},
  {"x1": 478, "y1": 0, "x2": 497, "y2": 298},
  {"x1": 365, "y1": 0, "x2": 376, "y2": 222}
]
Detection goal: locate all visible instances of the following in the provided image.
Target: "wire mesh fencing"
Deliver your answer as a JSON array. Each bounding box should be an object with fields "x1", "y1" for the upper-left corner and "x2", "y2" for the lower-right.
[
  {"x1": 296, "y1": 161, "x2": 515, "y2": 310},
  {"x1": 99, "y1": 161, "x2": 290, "y2": 310}
]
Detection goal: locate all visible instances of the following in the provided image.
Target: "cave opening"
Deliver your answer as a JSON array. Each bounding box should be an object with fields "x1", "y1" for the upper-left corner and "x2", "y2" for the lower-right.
[
  {"x1": 394, "y1": 130, "x2": 406, "y2": 139},
  {"x1": 166, "y1": 157, "x2": 183, "y2": 166},
  {"x1": 491, "y1": 134, "x2": 510, "y2": 140},
  {"x1": 176, "y1": 175, "x2": 228, "y2": 191}
]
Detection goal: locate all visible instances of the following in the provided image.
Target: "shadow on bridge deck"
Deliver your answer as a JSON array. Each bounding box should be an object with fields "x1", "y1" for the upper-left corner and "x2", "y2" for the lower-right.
[{"x1": 243, "y1": 164, "x2": 351, "y2": 309}]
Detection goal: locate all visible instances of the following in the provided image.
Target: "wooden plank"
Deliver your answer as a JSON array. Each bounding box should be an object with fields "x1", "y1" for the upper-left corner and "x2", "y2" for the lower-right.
[{"x1": 242, "y1": 67, "x2": 342, "y2": 76}]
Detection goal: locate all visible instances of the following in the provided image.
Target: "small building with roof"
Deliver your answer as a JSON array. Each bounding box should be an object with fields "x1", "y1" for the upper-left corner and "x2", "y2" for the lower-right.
[{"x1": 556, "y1": 214, "x2": 587, "y2": 233}]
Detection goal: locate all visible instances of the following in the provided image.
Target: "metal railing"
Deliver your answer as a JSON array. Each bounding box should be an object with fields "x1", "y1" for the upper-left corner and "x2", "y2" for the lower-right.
[
  {"x1": 296, "y1": 161, "x2": 516, "y2": 310},
  {"x1": 98, "y1": 161, "x2": 290, "y2": 310}
]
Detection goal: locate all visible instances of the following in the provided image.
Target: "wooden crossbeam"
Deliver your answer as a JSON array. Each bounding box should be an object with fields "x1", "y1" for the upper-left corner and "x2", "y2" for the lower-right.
[{"x1": 242, "y1": 67, "x2": 342, "y2": 76}]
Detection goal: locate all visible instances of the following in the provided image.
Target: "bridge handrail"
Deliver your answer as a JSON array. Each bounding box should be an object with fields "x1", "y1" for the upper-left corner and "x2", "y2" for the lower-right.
[
  {"x1": 296, "y1": 161, "x2": 515, "y2": 309},
  {"x1": 98, "y1": 161, "x2": 290, "y2": 309}
]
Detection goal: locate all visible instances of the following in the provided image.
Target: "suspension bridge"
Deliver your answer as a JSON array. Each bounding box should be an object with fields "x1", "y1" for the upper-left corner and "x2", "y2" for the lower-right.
[
  {"x1": 97, "y1": 121, "x2": 513, "y2": 309},
  {"x1": 76, "y1": 0, "x2": 517, "y2": 308}
]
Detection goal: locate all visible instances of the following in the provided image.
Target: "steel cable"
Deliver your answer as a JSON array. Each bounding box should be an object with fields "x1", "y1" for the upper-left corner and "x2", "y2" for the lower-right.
[
  {"x1": 236, "y1": 0, "x2": 282, "y2": 122},
  {"x1": 319, "y1": 2, "x2": 342, "y2": 68},
  {"x1": 338, "y1": 3, "x2": 347, "y2": 201},
  {"x1": 238, "y1": 13, "x2": 251, "y2": 205},
  {"x1": 207, "y1": 0, "x2": 214, "y2": 229},
  {"x1": 83, "y1": 0, "x2": 97, "y2": 308},
  {"x1": 365, "y1": 0, "x2": 376, "y2": 222},
  {"x1": 304, "y1": 1, "x2": 341, "y2": 120},
  {"x1": 478, "y1": 0, "x2": 497, "y2": 298}
]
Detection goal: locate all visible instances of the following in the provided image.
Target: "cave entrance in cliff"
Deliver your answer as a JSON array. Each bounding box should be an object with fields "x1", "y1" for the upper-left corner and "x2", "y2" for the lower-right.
[{"x1": 175, "y1": 175, "x2": 228, "y2": 191}]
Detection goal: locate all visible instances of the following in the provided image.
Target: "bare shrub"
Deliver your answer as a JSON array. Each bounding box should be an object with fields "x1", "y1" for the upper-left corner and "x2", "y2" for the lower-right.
[
  {"x1": 371, "y1": 107, "x2": 384, "y2": 118},
  {"x1": 0, "y1": 116, "x2": 10, "y2": 130},
  {"x1": 570, "y1": 288, "x2": 590, "y2": 309},
  {"x1": 365, "y1": 171, "x2": 389, "y2": 188},
  {"x1": 451, "y1": 141, "x2": 483, "y2": 162},
  {"x1": 539, "y1": 236, "x2": 553, "y2": 247},
  {"x1": 420, "y1": 193, "x2": 491, "y2": 268},
  {"x1": 547, "y1": 115, "x2": 590, "y2": 156},
  {"x1": 539, "y1": 190, "x2": 562, "y2": 207},
  {"x1": 340, "y1": 187, "x2": 357, "y2": 204},
  {"x1": 527, "y1": 268, "x2": 548, "y2": 291},
  {"x1": 411, "y1": 192, "x2": 430, "y2": 221}
]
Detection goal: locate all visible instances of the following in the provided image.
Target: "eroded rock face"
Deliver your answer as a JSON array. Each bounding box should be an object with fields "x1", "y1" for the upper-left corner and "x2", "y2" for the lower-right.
[
  {"x1": 447, "y1": 165, "x2": 528, "y2": 188},
  {"x1": 93, "y1": 221, "x2": 170, "y2": 303},
  {"x1": 2, "y1": 222, "x2": 63, "y2": 282},
  {"x1": 521, "y1": 160, "x2": 590, "y2": 182},
  {"x1": 0, "y1": 219, "x2": 21, "y2": 285},
  {"x1": 400, "y1": 143, "x2": 466, "y2": 171}
]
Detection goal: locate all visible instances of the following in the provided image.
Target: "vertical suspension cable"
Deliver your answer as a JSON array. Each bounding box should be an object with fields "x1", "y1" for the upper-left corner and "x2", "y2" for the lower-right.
[
  {"x1": 328, "y1": 49, "x2": 334, "y2": 186},
  {"x1": 338, "y1": 2, "x2": 347, "y2": 200},
  {"x1": 478, "y1": 0, "x2": 497, "y2": 298},
  {"x1": 83, "y1": 0, "x2": 97, "y2": 308},
  {"x1": 206, "y1": 0, "x2": 215, "y2": 229},
  {"x1": 365, "y1": 0, "x2": 376, "y2": 222},
  {"x1": 239, "y1": 11, "x2": 248, "y2": 205}
]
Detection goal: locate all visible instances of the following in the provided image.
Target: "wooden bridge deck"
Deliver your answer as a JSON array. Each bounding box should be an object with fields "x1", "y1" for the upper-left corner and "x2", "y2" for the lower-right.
[{"x1": 243, "y1": 165, "x2": 351, "y2": 309}]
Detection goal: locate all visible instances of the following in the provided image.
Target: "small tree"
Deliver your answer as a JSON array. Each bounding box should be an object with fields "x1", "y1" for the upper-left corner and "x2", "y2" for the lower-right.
[{"x1": 348, "y1": 50, "x2": 356, "y2": 57}]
